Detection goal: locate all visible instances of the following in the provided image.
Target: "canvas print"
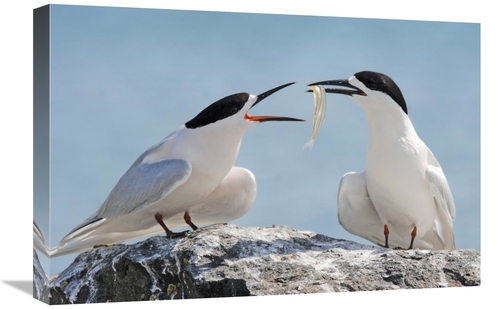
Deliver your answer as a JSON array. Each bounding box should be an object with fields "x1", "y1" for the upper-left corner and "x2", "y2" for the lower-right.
[{"x1": 33, "y1": 4, "x2": 480, "y2": 305}]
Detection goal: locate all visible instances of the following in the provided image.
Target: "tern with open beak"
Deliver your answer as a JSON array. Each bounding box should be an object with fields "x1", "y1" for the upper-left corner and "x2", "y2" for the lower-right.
[{"x1": 46, "y1": 82, "x2": 304, "y2": 257}]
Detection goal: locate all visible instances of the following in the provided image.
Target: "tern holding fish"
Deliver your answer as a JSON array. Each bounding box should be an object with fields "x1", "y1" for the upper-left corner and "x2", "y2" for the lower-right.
[
  {"x1": 308, "y1": 71, "x2": 456, "y2": 250},
  {"x1": 43, "y1": 83, "x2": 304, "y2": 257}
]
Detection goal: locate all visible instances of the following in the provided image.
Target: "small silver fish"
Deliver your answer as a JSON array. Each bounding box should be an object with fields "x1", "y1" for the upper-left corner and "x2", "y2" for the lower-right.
[{"x1": 304, "y1": 85, "x2": 327, "y2": 149}]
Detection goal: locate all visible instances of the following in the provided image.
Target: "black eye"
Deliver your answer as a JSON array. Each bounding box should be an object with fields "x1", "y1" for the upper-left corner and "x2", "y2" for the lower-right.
[
  {"x1": 185, "y1": 93, "x2": 249, "y2": 129},
  {"x1": 354, "y1": 71, "x2": 408, "y2": 115},
  {"x1": 367, "y1": 81, "x2": 377, "y2": 90}
]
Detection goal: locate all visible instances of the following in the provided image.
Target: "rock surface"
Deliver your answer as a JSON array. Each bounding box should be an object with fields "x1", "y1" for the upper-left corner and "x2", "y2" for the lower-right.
[
  {"x1": 33, "y1": 249, "x2": 50, "y2": 303},
  {"x1": 34, "y1": 224, "x2": 480, "y2": 304}
]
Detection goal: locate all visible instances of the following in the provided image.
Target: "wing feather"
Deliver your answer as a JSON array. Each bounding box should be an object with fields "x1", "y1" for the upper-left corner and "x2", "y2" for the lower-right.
[
  {"x1": 96, "y1": 158, "x2": 192, "y2": 219},
  {"x1": 426, "y1": 165, "x2": 456, "y2": 249},
  {"x1": 62, "y1": 158, "x2": 191, "y2": 242}
]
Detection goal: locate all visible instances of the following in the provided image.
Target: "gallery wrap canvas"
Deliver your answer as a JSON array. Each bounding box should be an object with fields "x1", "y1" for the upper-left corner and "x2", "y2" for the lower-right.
[{"x1": 33, "y1": 3, "x2": 480, "y2": 305}]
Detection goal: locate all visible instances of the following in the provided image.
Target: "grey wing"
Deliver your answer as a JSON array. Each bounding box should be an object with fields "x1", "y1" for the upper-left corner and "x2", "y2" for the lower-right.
[
  {"x1": 95, "y1": 158, "x2": 192, "y2": 219},
  {"x1": 51, "y1": 158, "x2": 191, "y2": 257},
  {"x1": 426, "y1": 165, "x2": 456, "y2": 249},
  {"x1": 68, "y1": 158, "x2": 192, "y2": 234}
]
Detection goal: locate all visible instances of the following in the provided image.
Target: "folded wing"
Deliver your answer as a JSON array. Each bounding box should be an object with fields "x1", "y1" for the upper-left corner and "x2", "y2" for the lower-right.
[
  {"x1": 425, "y1": 164, "x2": 456, "y2": 249},
  {"x1": 49, "y1": 158, "x2": 192, "y2": 257}
]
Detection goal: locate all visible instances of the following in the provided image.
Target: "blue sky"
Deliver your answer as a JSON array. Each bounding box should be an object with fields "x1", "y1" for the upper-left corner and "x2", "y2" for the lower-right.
[{"x1": 33, "y1": 5, "x2": 480, "y2": 276}]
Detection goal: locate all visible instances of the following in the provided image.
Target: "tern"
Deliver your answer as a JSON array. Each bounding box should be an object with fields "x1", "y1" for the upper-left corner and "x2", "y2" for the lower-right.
[
  {"x1": 309, "y1": 71, "x2": 456, "y2": 250},
  {"x1": 46, "y1": 82, "x2": 304, "y2": 257}
]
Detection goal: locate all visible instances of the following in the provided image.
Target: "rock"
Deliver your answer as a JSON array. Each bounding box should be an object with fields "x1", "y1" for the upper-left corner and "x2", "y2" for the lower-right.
[
  {"x1": 34, "y1": 224, "x2": 480, "y2": 304},
  {"x1": 33, "y1": 249, "x2": 50, "y2": 303}
]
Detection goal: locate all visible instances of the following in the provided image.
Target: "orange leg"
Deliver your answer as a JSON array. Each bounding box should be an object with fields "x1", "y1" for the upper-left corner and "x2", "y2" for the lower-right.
[
  {"x1": 183, "y1": 211, "x2": 199, "y2": 231},
  {"x1": 383, "y1": 225, "x2": 390, "y2": 248},
  {"x1": 408, "y1": 226, "x2": 417, "y2": 250},
  {"x1": 155, "y1": 213, "x2": 187, "y2": 238}
]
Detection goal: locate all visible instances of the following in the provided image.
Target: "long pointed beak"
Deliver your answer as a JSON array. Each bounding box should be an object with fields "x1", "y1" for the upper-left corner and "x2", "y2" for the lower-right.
[
  {"x1": 307, "y1": 79, "x2": 366, "y2": 96},
  {"x1": 246, "y1": 82, "x2": 305, "y2": 123},
  {"x1": 253, "y1": 82, "x2": 295, "y2": 107}
]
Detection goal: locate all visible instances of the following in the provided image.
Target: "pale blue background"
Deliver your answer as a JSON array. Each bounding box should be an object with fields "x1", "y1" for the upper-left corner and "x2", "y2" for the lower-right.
[{"x1": 36, "y1": 5, "x2": 480, "y2": 275}]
